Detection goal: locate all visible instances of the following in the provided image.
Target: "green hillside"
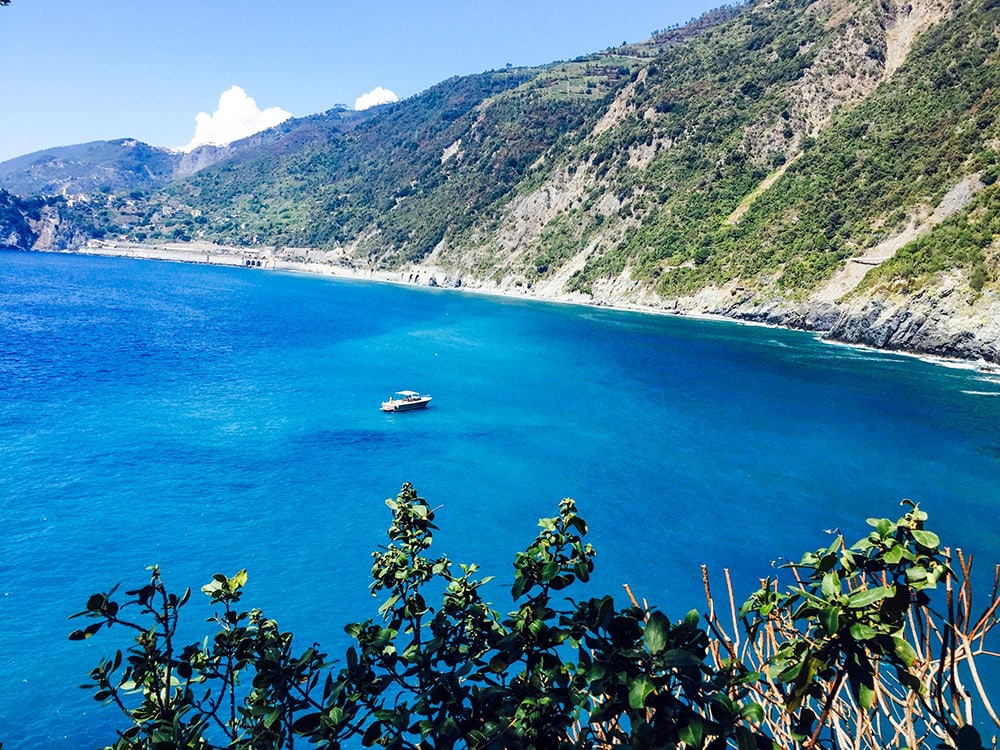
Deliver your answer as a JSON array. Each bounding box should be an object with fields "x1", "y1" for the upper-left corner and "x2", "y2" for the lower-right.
[
  {"x1": 104, "y1": 0, "x2": 1000, "y2": 294},
  {"x1": 3, "y1": 0, "x2": 999, "y2": 359}
]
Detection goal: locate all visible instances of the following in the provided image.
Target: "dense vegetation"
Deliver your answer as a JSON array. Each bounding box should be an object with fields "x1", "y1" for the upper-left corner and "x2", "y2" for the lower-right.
[
  {"x1": 706, "y1": 0, "x2": 1000, "y2": 294},
  {"x1": 66, "y1": 485, "x2": 999, "y2": 749},
  {"x1": 1, "y1": 0, "x2": 999, "y2": 312},
  {"x1": 143, "y1": 66, "x2": 622, "y2": 259}
]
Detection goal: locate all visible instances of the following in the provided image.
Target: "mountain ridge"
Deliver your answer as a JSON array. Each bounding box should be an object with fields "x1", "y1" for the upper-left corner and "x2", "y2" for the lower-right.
[{"x1": 2, "y1": 0, "x2": 998, "y2": 362}]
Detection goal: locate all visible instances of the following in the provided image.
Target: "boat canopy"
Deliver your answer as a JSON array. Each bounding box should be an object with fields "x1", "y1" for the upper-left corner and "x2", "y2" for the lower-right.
[{"x1": 394, "y1": 390, "x2": 420, "y2": 397}]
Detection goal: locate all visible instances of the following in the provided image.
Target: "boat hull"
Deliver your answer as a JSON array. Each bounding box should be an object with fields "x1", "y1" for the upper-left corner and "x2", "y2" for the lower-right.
[{"x1": 381, "y1": 396, "x2": 432, "y2": 412}]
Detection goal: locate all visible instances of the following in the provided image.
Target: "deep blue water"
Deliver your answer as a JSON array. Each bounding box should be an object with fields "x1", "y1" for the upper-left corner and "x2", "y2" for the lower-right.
[{"x1": 1, "y1": 250, "x2": 999, "y2": 748}]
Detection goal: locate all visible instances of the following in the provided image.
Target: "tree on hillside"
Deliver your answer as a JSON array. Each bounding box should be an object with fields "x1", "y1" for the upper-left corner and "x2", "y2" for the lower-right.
[{"x1": 69, "y1": 485, "x2": 1000, "y2": 749}]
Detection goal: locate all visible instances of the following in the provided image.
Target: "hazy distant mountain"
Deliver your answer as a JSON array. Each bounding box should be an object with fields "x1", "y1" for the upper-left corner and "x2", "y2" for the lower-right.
[
  {"x1": 3, "y1": 0, "x2": 999, "y2": 361},
  {"x1": 0, "y1": 139, "x2": 181, "y2": 196},
  {"x1": 0, "y1": 123, "x2": 338, "y2": 197}
]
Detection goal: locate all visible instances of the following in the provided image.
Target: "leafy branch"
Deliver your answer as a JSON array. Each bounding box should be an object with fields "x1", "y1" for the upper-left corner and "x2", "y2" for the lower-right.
[{"x1": 70, "y1": 486, "x2": 1000, "y2": 749}]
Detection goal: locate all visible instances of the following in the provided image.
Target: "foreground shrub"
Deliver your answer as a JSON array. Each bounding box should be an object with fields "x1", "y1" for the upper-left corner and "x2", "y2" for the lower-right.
[{"x1": 69, "y1": 485, "x2": 1000, "y2": 749}]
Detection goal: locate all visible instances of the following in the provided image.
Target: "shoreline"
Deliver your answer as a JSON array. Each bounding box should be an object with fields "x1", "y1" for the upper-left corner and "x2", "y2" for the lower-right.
[{"x1": 63, "y1": 241, "x2": 998, "y2": 373}]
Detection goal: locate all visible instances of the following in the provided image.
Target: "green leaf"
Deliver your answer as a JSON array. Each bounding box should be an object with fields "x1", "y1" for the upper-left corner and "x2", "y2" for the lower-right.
[
  {"x1": 628, "y1": 675, "x2": 656, "y2": 709},
  {"x1": 541, "y1": 560, "x2": 560, "y2": 582},
  {"x1": 911, "y1": 529, "x2": 940, "y2": 549},
  {"x1": 440, "y1": 717, "x2": 459, "y2": 737},
  {"x1": 378, "y1": 593, "x2": 400, "y2": 617},
  {"x1": 906, "y1": 565, "x2": 928, "y2": 583},
  {"x1": 867, "y1": 517, "x2": 892, "y2": 535},
  {"x1": 709, "y1": 692, "x2": 736, "y2": 716},
  {"x1": 741, "y1": 702, "x2": 764, "y2": 723},
  {"x1": 775, "y1": 659, "x2": 803, "y2": 683},
  {"x1": 849, "y1": 623, "x2": 877, "y2": 640},
  {"x1": 644, "y1": 611, "x2": 670, "y2": 655},
  {"x1": 587, "y1": 662, "x2": 607, "y2": 682},
  {"x1": 660, "y1": 648, "x2": 703, "y2": 668},
  {"x1": 786, "y1": 656, "x2": 822, "y2": 711},
  {"x1": 896, "y1": 666, "x2": 922, "y2": 692},
  {"x1": 821, "y1": 571, "x2": 841, "y2": 598},
  {"x1": 857, "y1": 681, "x2": 875, "y2": 709},
  {"x1": 884, "y1": 544, "x2": 905, "y2": 565},
  {"x1": 510, "y1": 575, "x2": 527, "y2": 600},
  {"x1": 489, "y1": 653, "x2": 509, "y2": 673},
  {"x1": 926, "y1": 563, "x2": 946, "y2": 586},
  {"x1": 818, "y1": 550, "x2": 838, "y2": 573},
  {"x1": 847, "y1": 586, "x2": 893, "y2": 608},
  {"x1": 679, "y1": 716, "x2": 704, "y2": 746},
  {"x1": 291, "y1": 712, "x2": 321, "y2": 734},
  {"x1": 68, "y1": 622, "x2": 102, "y2": 641},
  {"x1": 550, "y1": 573, "x2": 573, "y2": 590},
  {"x1": 820, "y1": 606, "x2": 840, "y2": 635},
  {"x1": 892, "y1": 636, "x2": 919, "y2": 667}
]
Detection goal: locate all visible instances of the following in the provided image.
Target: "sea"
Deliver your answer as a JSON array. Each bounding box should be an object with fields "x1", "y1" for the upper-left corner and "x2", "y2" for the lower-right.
[{"x1": 1, "y1": 249, "x2": 999, "y2": 748}]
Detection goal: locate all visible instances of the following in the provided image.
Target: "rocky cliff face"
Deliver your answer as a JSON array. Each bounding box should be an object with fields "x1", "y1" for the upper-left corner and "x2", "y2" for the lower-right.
[
  {"x1": 173, "y1": 144, "x2": 234, "y2": 178},
  {"x1": 437, "y1": 261, "x2": 1000, "y2": 363},
  {"x1": 822, "y1": 278, "x2": 1000, "y2": 361},
  {"x1": 691, "y1": 278, "x2": 1000, "y2": 363},
  {"x1": 0, "y1": 190, "x2": 37, "y2": 250}
]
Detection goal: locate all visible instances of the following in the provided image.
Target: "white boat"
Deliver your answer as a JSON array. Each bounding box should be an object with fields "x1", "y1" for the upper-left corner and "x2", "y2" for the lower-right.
[{"x1": 381, "y1": 390, "x2": 432, "y2": 412}]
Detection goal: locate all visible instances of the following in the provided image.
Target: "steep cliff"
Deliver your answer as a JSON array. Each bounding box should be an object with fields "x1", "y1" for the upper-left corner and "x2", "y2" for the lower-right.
[{"x1": 0, "y1": 190, "x2": 35, "y2": 249}]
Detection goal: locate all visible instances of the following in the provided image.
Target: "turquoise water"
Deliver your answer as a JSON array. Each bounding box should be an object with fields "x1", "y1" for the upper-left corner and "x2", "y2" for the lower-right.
[{"x1": 1, "y1": 250, "x2": 999, "y2": 747}]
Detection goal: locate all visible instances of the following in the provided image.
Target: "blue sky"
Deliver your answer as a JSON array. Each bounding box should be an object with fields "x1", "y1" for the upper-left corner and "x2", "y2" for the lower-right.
[{"x1": 0, "y1": 1, "x2": 722, "y2": 163}]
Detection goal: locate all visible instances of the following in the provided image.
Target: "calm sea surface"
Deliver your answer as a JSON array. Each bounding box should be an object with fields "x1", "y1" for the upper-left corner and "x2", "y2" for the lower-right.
[{"x1": 2, "y1": 250, "x2": 999, "y2": 747}]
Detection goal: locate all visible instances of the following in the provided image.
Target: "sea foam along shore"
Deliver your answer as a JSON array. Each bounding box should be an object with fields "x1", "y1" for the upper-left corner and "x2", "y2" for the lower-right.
[{"x1": 71, "y1": 240, "x2": 999, "y2": 371}]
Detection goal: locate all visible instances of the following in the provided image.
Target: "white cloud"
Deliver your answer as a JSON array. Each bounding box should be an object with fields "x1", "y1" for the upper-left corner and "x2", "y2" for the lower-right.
[
  {"x1": 354, "y1": 86, "x2": 399, "y2": 111},
  {"x1": 178, "y1": 85, "x2": 291, "y2": 152}
]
